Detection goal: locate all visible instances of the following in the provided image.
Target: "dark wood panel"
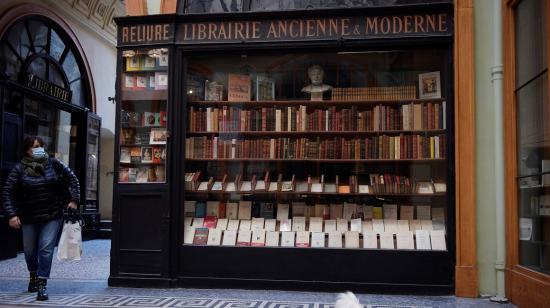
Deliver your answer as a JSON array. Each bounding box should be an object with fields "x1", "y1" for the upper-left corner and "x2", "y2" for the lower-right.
[{"x1": 118, "y1": 251, "x2": 163, "y2": 276}]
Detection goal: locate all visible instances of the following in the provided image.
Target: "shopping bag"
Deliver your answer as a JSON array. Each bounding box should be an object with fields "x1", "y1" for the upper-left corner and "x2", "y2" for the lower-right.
[{"x1": 57, "y1": 211, "x2": 83, "y2": 261}]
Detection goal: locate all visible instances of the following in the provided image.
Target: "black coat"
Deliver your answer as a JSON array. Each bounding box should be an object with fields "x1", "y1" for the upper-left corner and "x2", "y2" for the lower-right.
[{"x1": 2, "y1": 157, "x2": 80, "y2": 224}]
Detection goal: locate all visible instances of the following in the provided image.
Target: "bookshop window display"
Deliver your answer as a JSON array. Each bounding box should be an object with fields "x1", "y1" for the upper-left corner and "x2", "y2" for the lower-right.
[
  {"x1": 118, "y1": 48, "x2": 168, "y2": 183},
  {"x1": 182, "y1": 50, "x2": 450, "y2": 250}
]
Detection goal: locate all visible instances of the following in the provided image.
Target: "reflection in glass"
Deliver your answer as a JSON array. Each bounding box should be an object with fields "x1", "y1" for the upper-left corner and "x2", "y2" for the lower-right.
[
  {"x1": 50, "y1": 30, "x2": 66, "y2": 61},
  {"x1": 0, "y1": 42, "x2": 21, "y2": 79},
  {"x1": 7, "y1": 21, "x2": 31, "y2": 59},
  {"x1": 249, "y1": 0, "x2": 452, "y2": 11},
  {"x1": 28, "y1": 20, "x2": 49, "y2": 54},
  {"x1": 187, "y1": 0, "x2": 243, "y2": 13}
]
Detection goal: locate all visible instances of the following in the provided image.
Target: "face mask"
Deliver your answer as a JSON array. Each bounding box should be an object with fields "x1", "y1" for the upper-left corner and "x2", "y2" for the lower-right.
[{"x1": 31, "y1": 147, "x2": 47, "y2": 159}]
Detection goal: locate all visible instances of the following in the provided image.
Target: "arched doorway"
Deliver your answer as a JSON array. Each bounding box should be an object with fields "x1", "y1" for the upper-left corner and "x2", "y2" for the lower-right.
[{"x1": 0, "y1": 4, "x2": 101, "y2": 259}]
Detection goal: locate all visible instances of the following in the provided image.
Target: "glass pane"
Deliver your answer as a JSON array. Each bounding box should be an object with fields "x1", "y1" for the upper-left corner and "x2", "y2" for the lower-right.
[
  {"x1": 86, "y1": 116, "x2": 100, "y2": 203},
  {"x1": 182, "y1": 50, "x2": 449, "y2": 250},
  {"x1": 26, "y1": 57, "x2": 47, "y2": 80},
  {"x1": 7, "y1": 21, "x2": 31, "y2": 59},
  {"x1": 62, "y1": 50, "x2": 81, "y2": 83},
  {"x1": 186, "y1": 0, "x2": 243, "y2": 13},
  {"x1": 0, "y1": 42, "x2": 22, "y2": 80},
  {"x1": 516, "y1": 73, "x2": 549, "y2": 178},
  {"x1": 250, "y1": 0, "x2": 452, "y2": 11},
  {"x1": 70, "y1": 79, "x2": 85, "y2": 107},
  {"x1": 2, "y1": 89, "x2": 23, "y2": 114},
  {"x1": 48, "y1": 63, "x2": 66, "y2": 87},
  {"x1": 118, "y1": 48, "x2": 169, "y2": 184},
  {"x1": 50, "y1": 30, "x2": 66, "y2": 61},
  {"x1": 28, "y1": 20, "x2": 48, "y2": 54},
  {"x1": 515, "y1": 0, "x2": 547, "y2": 88}
]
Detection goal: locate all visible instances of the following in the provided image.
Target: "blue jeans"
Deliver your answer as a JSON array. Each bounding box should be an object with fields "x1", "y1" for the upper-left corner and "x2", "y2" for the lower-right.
[{"x1": 21, "y1": 218, "x2": 62, "y2": 279}]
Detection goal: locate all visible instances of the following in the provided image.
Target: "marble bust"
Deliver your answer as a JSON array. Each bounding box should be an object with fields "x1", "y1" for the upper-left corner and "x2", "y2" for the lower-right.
[{"x1": 301, "y1": 64, "x2": 332, "y2": 96}]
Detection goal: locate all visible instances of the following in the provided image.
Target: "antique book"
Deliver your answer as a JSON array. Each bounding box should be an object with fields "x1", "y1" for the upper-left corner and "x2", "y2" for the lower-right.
[
  {"x1": 373, "y1": 207, "x2": 383, "y2": 219},
  {"x1": 195, "y1": 202, "x2": 206, "y2": 218},
  {"x1": 363, "y1": 231, "x2": 378, "y2": 249},
  {"x1": 226, "y1": 202, "x2": 239, "y2": 219},
  {"x1": 227, "y1": 219, "x2": 240, "y2": 231},
  {"x1": 383, "y1": 219, "x2": 398, "y2": 234},
  {"x1": 415, "y1": 230, "x2": 432, "y2": 250},
  {"x1": 379, "y1": 232, "x2": 395, "y2": 249},
  {"x1": 216, "y1": 218, "x2": 228, "y2": 230},
  {"x1": 416, "y1": 205, "x2": 432, "y2": 220},
  {"x1": 205, "y1": 80, "x2": 223, "y2": 101},
  {"x1": 399, "y1": 205, "x2": 415, "y2": 220},
  {"x1": 251, "y1": 230, "x2": 266, "y2": 246},
  {"x1": 421, "y1": 220, "x2": 434, "y2": 230},
  {"x1": 260, "y1": 203, "x2": 275, "y2": 219},
  {"x1": 328, "y1": 231, "x2": 343, "y2": 248},
  {"x1": 221, "y1": 230, "x2": 237, "y2": 246},
  {"x1": 308, "y1": 217, "x2": 323, "y2": 232},
  {"x1": 206, "y1": 201, "x2": 220, "y2": 217},
  {"x1": 281, "y1": 231, "x2": 296, "y2": 247},
  {"x1": 207, "y1": 229, "x2": 222, "y2": 246},
  {"x1": 154, "y1": 72, "x2": 168, "y2": 90},
  {"x1": 324, "y1": 219, "x2": 337, "y2": 232},
  {"x1": 363, "y1": 206, "x2": 374, "y2": 219},
  {"x1": 191, "y1": 217, "x2": 204, "y2": 227},
  {"x1": 336, "y1": 219, "x2": 348, "y2": 232},
  {"x1": 279, "y1": 219, "x2": 292, "y2": 232},
  {"x1": 256, "y1": 75, "x2": 275, "y2": 101},
  {"x1": 292, "y1": 217, "x2": 306, "y2": 231},
  {"x1": 295, "y1": 231, "x2": 310, "y2": 248},
  {"x1": 183, "y1": 226, "x2": 195, "y2": 244},
  {"x1": 120, "y1": 147, "x2": 131, "y2": 163},
  {"x1": 430, "y1": 230, "x2": 446, "y2": 250},
  {"x1": 265, "y1": 231, "x2": 280, "y2": 247},
  {"x1": 383, "y1": 204, "x2": 398, "y2": 219},
  {"x1": 396, "y1": 231, "x2": 414, "y2": 250},
  {"x1": 192, "y1": 227, "x2": 209, "y2": 245},
  {"x1": 372, "y1": 219, "x2": 385, "y2": 234},
  {"x1": 311, "y1": 232, "x2": 326, "y2": 248},
  {"x1": 362, "y1": 220, "x2": 373, "y2": 232},
  {"x1": 237, "y1": 230, "x2": 252, "y2": 246},
  {"x1": 345, "y1": 231, "x2": 360, "y2": 248},
  {"x1": 228, "y1": 74, "x2": 251, "y2": 102},
  {"x1": 239, "y1": 220, "x2": 252, "y2": 231},
  {"x1": 276, "y1": 203, "x2": 290, "y2": 220},
  {"x1": 251, "y1": 218, "x2": 265, "y2": 231},
  {"x1": 238, "y1": 201, "x2": 252, "y2": 220},
  {"x1": 264, "y1": 219, "x2": 277, "y2": 231},
  {"x1": 350, "y1": 218, "x2": 362, "y2": 232},
  {"x1": 203, "y1": 216, "x2": 218, "y2": 229}
]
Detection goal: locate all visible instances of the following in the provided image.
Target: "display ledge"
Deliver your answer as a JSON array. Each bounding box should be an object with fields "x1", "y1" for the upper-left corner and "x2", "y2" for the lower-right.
[
  {"x1": 188, "y1": 98, "x2": 446, "y2": 107},
  {"x1": 186, "y1": 129, "x2": 447, "y2": 136},
  {"x1": 122, "y1": 90, "x2": 167, "y2": 101},
  {"x1": 519, "y1": 239, "x2": 550, "y2": 246},
  {"x1": 120, "y1": 143, "x2": 167, "y2": 146},
  {"x1": 181, "y1": 244, "x2": 447, "y2": 252},
  {"x1": 177, "y1": 245, "x2": 453, "y2": 293},
  {"x1": 186, "y1": 158, "x2": 446, "y2": 163},
  {"x1": 185, "y1": 190, "x2": 446, "y2": 197},
  {"x1": 121, "y1": 125, "x2": 167, "y2": 129},
  {"x1": 124, "y1": 69, "x2": 168, "y2": 74},
  {"x1": 120, "y1": 162, "x2": 166, "y2": 165}
]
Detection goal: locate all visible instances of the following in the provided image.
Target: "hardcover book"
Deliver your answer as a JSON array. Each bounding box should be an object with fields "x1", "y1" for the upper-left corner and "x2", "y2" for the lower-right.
[
  {"x1": 222, "y1": 230, "x2": 237, "y2": 246},
  {"x1": 328, "y1": 231, "x2": 343, "y2": 248},
  {"x1": 281, "y1": 231, "x2": 296, "y2": 247},
  {"x1": 265, "y1": 231, "x2": 280, "y2": 247},
  {"x1": 207, "y1": 229, "x2": 222, "y2": 246},
  {"x1": 295, "y1": 231, "x2": 310, "y2": 248},
  {"x1": 264, "y1": 219, "x2": 277, "y2": 231},
  {"x1": 396, "y1": 231, "x2": 414, "y2": 250},
  {"x1": 228, "y1": 74, "x2": 251, "y2": 102},
  {"x1": 292, "y1": 217, "x2": 306, "y2": 232},
  {"x1": 256, "y1": 75, "x2": 275, "y2": 101},
  {"x1": 279, "y1": 219, "x2": 292, "y2": 232},
  {"x1": 379, "y1": 232, "x2": 395, "y2": 249},
  {"x1": 237, "y1": 230, "x2": 252, "y2": 246},
  {"x1": 309, "y1": 217, "x2": 323, "y2": 232},
  {"x1": 363, "y1": 231, "x2": 378, "y2": 249},
  {"x1": 415, "y1": 230, "x2": 432, "y2": 250},
  {"x1": 193, "y1": 227, "x2": 209, "y2": 245},
  {"x1": 345, "y1": 231, "x2": 360, "y2": 248},
  {"x1": 238, "y1": 201, "x2": 252, "y2": 220},
  {"x1": 336, "y1": 219, "x2": 348, "y2": 232},
  {"x1": 324, "y1": 220, "x2": 336, "y2": 233},
  {"x1": 251, "y1": 230, "x2": 266, "y2": 246},
  {"x1": 311, "y1": 232, "x2": 325, "y2": 248}
]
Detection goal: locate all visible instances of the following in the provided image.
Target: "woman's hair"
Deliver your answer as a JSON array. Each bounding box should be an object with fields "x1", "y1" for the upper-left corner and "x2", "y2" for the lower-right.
[{"x1": 22, "y1": 136, "x2": 45, "y2": 156}]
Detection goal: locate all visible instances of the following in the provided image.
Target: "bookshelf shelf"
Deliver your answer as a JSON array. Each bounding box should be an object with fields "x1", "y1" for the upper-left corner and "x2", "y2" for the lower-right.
[
  {"x1": 186, "y1": 129, "x2": 447, "y2": 136},
  {"x1": 122, "y1": 90, "x2": 168, "y2": 101},
  {"x1": 120, "y1": 162, "x2": 166, "y2": 165},
  {"x1": 188, "y1": 98, "x2": 446, "y2": 107},
  {"x1": 186, "y1": 158, "x2": 446, "y2": 163},
  {"x1": 185, "y1": 190, "x2": 446, "y2": 197},
  {"x1": 121, "y1": 143, "x2": 167, "y2": 147}
]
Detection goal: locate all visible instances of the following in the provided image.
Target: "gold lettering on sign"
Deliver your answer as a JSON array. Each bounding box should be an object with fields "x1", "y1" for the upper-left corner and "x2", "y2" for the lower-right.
[
  {"x1": 289, "y1": 20, "x2": 299, "y2": 37},
  {"x1": 329, "y1": 19, "x2": 338, "y2": 36},
  {"x1": 278, "y1": 21, "x2": 288, "y2": 37},
  {"x1": 317, "y1": 19, "x2": 326, "y2": 36},
  {"x1": 392, "y1": 16, "x2": 403, "y2": 34},
  {"x1": 404, "y1": 15, "x2": 413, "y2": 33},
  {"x1": 121, "y1": 24, "x2": 171, "y2": 43},
  {"x1": 380, "y1": 17, "x2": 391, "y2": 34},
  {"x1": 306, "y1": 19, "x2": 315, "y2": 37},
  {"x1": 415, "y1": 15, "x2": 425, "y2": 32},
  {"x1": 341, "y1": 18, "x2": 350, "y2": 36},
  {"x1": 122, "y1": 27, "x2": 129, "y2": 42},
  {"x1": 426, "y1": 15, "x2": 436, "y2": 32},
  {"x1": 267, "y1": 22, "x2": 278, "y2": 38},
  {"x1": 438, "y1": 14, "x2": 447, "y2": 32},
  {"x1": 252, "y1": 21, "x2": 261, "y2": 38},
  {"x1": 365, "y1": 17, "x2": 378, "y2": 34}
]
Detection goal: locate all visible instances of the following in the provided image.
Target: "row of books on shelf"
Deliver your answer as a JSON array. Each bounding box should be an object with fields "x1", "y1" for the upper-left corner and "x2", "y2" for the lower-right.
[
  {"x1": 185, "y1": 172, "x2": 445, "y2": 195},
  {"x1": 331, "y1": 86, "x2": 417, "y2": 101},
  {"x1": 124, "y1": 73, "x2": 168, "y2": 91},
  {"x1": 528, "y1": 194, "x2": 550, "y2": 217},
  {"x1": 185, "y1": 134, "x2": 446, "y2": 160},
  {"x1": 125, "y1": 54, "x2": 168, "y2": 71},
  {"x1": 184, "y1": 201, "x2": 444, "y2": 221},
  {"x1": 120, "y1": 146, "x2": 166, "y2": 164},
  {"x1": 119, "y1": 165, "x2": 165, "y2": 183},
  {"x1": 183, "y1": 226, "x2": 446, "y2": 250},
  {"x1": 120, "y1": 127, "x2": 167, "y2": 145},
  {"x1": 121, "y1": 111, "x2": 167, "y2": 127},
  {"x1": 188, "y1": 102, "x2": 446, "y2": 133}
]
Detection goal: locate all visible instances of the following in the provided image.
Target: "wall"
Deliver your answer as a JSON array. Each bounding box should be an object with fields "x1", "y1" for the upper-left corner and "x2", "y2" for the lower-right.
[
  {"x1": 0, "y1": 0, "x2": 117, "y2": 219},
  {"x1": 474, "y1": 0, "x2": 498, "y2": 296}
]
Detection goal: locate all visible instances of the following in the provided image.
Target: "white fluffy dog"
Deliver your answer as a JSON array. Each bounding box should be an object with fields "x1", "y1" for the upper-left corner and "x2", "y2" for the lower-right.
[{"x1": 335, "y1": 291, "x2": 363, "y2": 308}]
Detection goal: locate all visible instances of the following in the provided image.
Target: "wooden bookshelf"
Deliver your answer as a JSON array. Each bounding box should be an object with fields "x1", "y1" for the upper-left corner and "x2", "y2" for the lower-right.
[
  {"x1": 185, "y1": 190, "x2": 446, "y2": 197},
  {"x1": 188, "y1": 98, "x2": 446, "y2": 107},
  {"x1": 122, "y1": 90, "x2": 168, "y2": 101},
  {"x1": 186, "y1": 129, "x2": 447, "y2": 136},
  {"x1": 185, "y1": 158, "x2": 446, "y2": 163}
]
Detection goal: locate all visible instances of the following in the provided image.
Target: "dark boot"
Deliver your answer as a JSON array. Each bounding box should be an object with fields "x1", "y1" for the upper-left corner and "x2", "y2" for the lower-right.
[
  {"x1": 36, "y1": 278, "x2": 48, "y2": 301},
  {"x1": 27, "y1": 272, "x2": 37, "y2": 292}
]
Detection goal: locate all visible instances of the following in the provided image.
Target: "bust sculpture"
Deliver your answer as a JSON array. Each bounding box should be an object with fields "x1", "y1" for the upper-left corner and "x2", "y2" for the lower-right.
[{"x1": 301, "y1": 64, "x2": 332, "y2": 100}]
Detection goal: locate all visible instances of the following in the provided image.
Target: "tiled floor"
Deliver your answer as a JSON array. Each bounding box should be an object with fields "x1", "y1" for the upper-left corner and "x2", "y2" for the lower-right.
[{"x1": 0, "y1": 240, "x2": 517, "y2": 308}]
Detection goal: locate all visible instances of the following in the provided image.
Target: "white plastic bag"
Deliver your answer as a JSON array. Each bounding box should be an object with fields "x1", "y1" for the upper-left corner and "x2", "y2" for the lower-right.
[{"x1": 57, "y1": 220, "x2": 82, "y2": 261}]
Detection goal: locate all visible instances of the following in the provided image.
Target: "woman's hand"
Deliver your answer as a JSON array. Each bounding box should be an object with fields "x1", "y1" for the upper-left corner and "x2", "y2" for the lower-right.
[
  {"x1": 67, "y1": 201, "x2": 77, "y2": 210},
  {"x1": 9, "y1": 216, "x2": 21, "y2": 229}
]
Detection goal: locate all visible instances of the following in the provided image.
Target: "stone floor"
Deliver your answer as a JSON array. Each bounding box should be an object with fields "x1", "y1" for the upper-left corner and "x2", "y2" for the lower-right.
[{"x1": 0, "y1": 240, "x2": 517, "y2": 308}]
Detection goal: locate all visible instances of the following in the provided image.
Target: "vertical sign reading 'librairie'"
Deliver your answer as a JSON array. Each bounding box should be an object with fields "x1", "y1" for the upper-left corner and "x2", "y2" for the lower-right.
[
  {"x1": 119, "y1": 23, "x2": 174, "y2": 46},
  {"x1": 177, "y1": 13, "x2": 451, "y2": 43}
]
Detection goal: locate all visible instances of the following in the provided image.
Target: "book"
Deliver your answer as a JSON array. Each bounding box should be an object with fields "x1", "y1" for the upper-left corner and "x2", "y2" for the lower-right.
[
  {"x1": 183, "y1": 226, "x2": 195, "y2": 244},
  {"x1": 350, "y1": 218, "x2": 362, "y2": 232},
  {"x1": 291, "y1": 202, "x2": 306, "y2": 216},
  {"x1": 149, "y1": 128, "x2": 167, "y2": 145},
  {"x1": 216, "y1": 218, "x2": 228, "y2": 230},
  {"x1": 136, "y1": 167, "x2": 149, "y2": 183},
  {"x1": 238, "y1": 201, "x2": 252, "y2": 220},
  {"x1": 184, "y1": 217, "x2": 193, "y2": 226},
  {"x1": 400, "y1": 205, "x2": 415, "y2": 220},
  {"x1": 281, "y1": 231, "x2": 296, "y2": 247},
  {"x1": 227, "y1": 219, "x2": 240, "y2": 231},
  {"x1": 397, "y1": 220, "x2": 410, "y2": 232},
  {"x1": 383, "y1": 204, "x2": 398, "y2": 219},
  {"x1": 421, "y1": 220, "x2": 433, "y2": 230},
  {"x1": 193, "y1": 227, "x2": 209, "y2": 245},
  {"x1": 206, "y1": 201, "x2": 220, "y2": 217},
  {"x1": 415, "y1": 230, "x2": 432, "y2": 250},
  {"x1": 205, "y1": 80, "x2": 223, "y2": 101},
  {"x1": 130, "y1": 147, "x2": 141, "y2": 163},
  {"x1": 279, "y1": 219, "x2": 292, "y2": 232},
  {"x1": 336, "y1": 219, "x2": 348, "y2": 232},
  {"x1": 372, "y1": 219, "x2": 385, "y2": 234},
  {"x1": 277, "y1": 203, "x2": 290, "y2": 220},
  {"x1": 342, "y1": 203, "x2": 356, "y2": 220},
  {"x1": 430, "y1": 230, "x2": 446, "y2": 250},
  {"x1": 309, "y1": 217, "x2": 323, "y2": 232},
  {"x1": 251, "y1": 218, "x2": 265, "y2": 231},
  {"x1": 373, "y1": 207, "x2": 383, "y2": 219},
  {"x1": 222, "y1": 230, "x2": 237, "y2": 246},
  {"x1": 195, "y1": 202, "x2": 206, "y2": 218},
  {"x1": 396, "y1": 231, "x2": 414, "y2": 250},
  {"x1": 328, "y1": 232, "x2": 343, "y2": 248},
  {"x1": 228, "y1": 74, "x2": 251, "y2": 102},
  {"x1": 314, "y1": 204, "x2": 329, "y2": 219},
  {"x1": 120, "y1": 147, "x2": 131, "y2": 163},
  {"x1": 324, "y1": 219, "x2": 336, "y2": 232},
  {"x1": 192, "y1": 217, "x2": 204, "y2": 227},
  {"x1": 292, "y1": 217, "x2": 306, "y2": 231},
  {"x1": 207, "y1": 229, "x2": 222, "y2": 245},
  {"x1": 265, "y1": 219, "x2": 277, "y2": 231},
  {"x1": 345, "y1": 231, "x2": 360, "y2": 248},
  {"x1": 383, "y1": 219, "x2": 398, "y2": 234},
  {"x1": 363, "y1": 206, "x2": 374, "y2": 219},
  {"x1": 409, "y1": 220, "x2": 423, "y2": 232},
  {"x1": 362, "y1": 220, "x2": 373, "y2": 232},
  {"x1": 226, "y1": 202, "x2": 239, "y2": 219},
  {"x1": 295, "y1": 231, "x2": 310, "y2": 247},
  {"x1": 154, "y1": 72, "x2": 168, "y2": 90},
  {"x1": 363, "y1": 231, "x2": 378, "y2": 249},
  {"x1": 237, "y1": 230, "x2": 252, "y2": 246},
  {"x1": 251, "y1": 230, "x2": 266, "y2": 246},
  {"x1": 256, "y1": 75, "x2": 275, "y2": 101},
  {"x1": 265, "y1": 231, "x2": 280, "y2": 247},
  {"x1": 330, "y1": 203, "x2": 343, "y2": 219},
  {"x1": 311, "y1": 232, "x2": 326, "y2": 248},
  {"x1": 416, "y1": 205, "x2": 431, "y2": 220},
  {"x1": 379, "y1": 232, "x2": 395, "y2": 249},
  {"x1": 203, "y1": 216, "x2": 218, "y2": 229},
  {"x1": 126, "y1": 56, "x2": 140, "y2": 71},
  {"x1": 239, "y1": 220, "x2": 252, "y2": 231}
]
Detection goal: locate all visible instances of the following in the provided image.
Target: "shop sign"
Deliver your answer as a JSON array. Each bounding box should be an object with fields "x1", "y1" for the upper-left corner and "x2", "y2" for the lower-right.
[
  {"x1": 178, "y1": 13, "x2": 451, "y2": 43},
  {"x1": 25, "y1": 74, "x2": 72, "y2": 103},
  {"x1": 119, "y1": 23, "x2": 174, "y2": 45}
]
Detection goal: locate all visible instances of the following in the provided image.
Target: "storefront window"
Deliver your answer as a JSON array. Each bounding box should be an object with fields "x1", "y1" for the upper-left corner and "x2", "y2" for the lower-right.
[
  {"x1": 118, "y1": 48, "x2": 169, "y2": 184},
  {"x1": 249, "y1": 0, "x2": 452, "y2": 11},
  {"x1": 182, "y1": 50, "x2": 450, "y2": 250},
  {"x1": 515, "y1": 0, "x2": 550, "y2": 274}
]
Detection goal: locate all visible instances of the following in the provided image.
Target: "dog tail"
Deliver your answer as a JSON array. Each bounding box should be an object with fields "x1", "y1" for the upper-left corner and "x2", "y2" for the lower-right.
[{"x1": 335, "y1": 291, "x2": 363, "y2": 308}]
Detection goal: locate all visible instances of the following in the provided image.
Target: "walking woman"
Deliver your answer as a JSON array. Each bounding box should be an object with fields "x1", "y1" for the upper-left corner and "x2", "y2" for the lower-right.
[{"x1": 2, "y1": 136, "x2": 80, "y2": 301}]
